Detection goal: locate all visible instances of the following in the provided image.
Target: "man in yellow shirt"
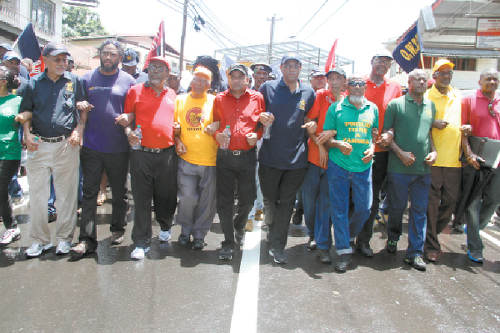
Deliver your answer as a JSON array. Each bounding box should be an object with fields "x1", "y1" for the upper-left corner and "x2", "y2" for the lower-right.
[
  {"x1": 424, "y1": 59, "x2": 462, "y2": 262},
  {"x1": 174, "y1": 66, "x2": 218, "y2": 250}
]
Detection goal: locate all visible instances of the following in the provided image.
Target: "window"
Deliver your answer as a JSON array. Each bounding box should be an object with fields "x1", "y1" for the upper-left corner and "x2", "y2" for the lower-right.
[
  {"x1": 420, "y1": 56, "x2": 476, "y2": 71},
  {"x1": 31, "y1": 0, "x2": 55, "y2": 35}
]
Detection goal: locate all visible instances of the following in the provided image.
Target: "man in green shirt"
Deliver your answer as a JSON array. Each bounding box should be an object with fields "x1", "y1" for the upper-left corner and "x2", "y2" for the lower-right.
[
  {"x1": 323, "y1": 75, "x2": 378, "y2": 272},
  {"x1": 382, "y1": 69, "x2": 437, "y2": 271}
]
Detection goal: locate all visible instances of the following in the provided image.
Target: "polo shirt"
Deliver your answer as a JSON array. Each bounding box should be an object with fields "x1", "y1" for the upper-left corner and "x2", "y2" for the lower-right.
[
  {"x1": 426, "y1": 85, "x2": 462, "y2": 168},
  {"x1": 383, "y1": 94, "x2": 436, "y2": 175},
  {"x1": 20, "y1": 70, "x2": 85, "y2": 137},
  {"x1": 0, "y1": 95, "x2": 22, "y2": 160},
  {"x1": 323, "y1": 97, "x2": 378, "y2": 172},
  {"x1": 124, "y1": 82, "x2": 176, "y2": 149},
  {"x1": 462, "y1": 89, "x2": 500, "y2": 140},
  {"x1": 258, "y1": 79, "x2": 315, "y2": 169},
  {"x1": 365, "y1": 77, "x2": 402, "y2": 152},
  {"x1": 82, "y1": 69, "x2": 135, "y2": 153},
  {"x1": 306, "y1": 88, "x2": 338, "y2": 169}
]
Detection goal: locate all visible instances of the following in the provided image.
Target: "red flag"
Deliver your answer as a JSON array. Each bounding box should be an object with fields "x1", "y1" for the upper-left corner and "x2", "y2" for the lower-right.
[
  {"x1": 30, "y1": 57, "x2": 45, "y2": 77},
  {"x1": 324, "y1": 39, "x2": 338, "y2": 72},
  {"x1": 143, "y1": 21, "x2": 165, "y2": 71}
]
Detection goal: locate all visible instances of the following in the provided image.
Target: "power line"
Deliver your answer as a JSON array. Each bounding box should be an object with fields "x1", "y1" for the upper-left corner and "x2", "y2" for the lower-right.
[
  {"x1": 304, "y1": 0, "x2": 350, "y2": 39},
  {"x1": 295, "y1": 0, "x2": 329, "y2": 38}
]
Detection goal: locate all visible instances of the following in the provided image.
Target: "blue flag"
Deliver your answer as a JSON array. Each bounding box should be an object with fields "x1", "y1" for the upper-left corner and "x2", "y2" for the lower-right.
[
  {"x1": 17, "y1": 23, "x2": 41, "y2": 61},
  {"x1": 392, "y1": 24, "x2": 422, "y2": 73}
]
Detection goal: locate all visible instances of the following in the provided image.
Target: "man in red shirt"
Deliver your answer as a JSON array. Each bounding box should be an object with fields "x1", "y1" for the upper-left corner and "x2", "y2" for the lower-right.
[
  {"x1": 352, "y1": 51, "x2": 402, "y2": 257},
  {"x1": 213, "y1": 63, "x2": 265, "y2": 261},
  {"x1": 460, "y1": 68, "x2": 500, "y2": 263},
  {"x1": 302, "y1": 68, "x2": 345, "y2": 263},
  {"x1": 123, "y1": 56, "x2": 178, "y2": 260}
]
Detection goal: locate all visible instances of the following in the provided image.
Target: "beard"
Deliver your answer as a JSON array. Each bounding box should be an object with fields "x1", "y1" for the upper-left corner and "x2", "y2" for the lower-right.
[
  {"x1": 100, "y1": 60, "x2": 118, "y2": 73},
  {"x1": 349, "y1": 95, "x2": 364, "y2": 105}
]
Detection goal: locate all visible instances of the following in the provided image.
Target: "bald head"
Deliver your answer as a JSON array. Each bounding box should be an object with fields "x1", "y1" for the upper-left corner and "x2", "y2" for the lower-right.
[{"x1": 479, "y1": 68, "x2": 498, "y2": 97}]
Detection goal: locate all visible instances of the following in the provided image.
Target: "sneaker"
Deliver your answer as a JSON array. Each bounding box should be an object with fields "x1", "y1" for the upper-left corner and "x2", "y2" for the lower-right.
[
  {"x1": 130, "y1": 246, "x2": 150, "y2": 260},
  {"x1": 192, "y1": 238, "x2": 205, "y2": 250},
  {"x1": 386, "y1": 240, "x2": 397, "y2": 254},
  {"x1": 110, "y1": 231, "x2": 125, "y2": 245},
  {"x1": 306, "y1": 237, "x2": 317, "y2": 251},
  {"x1": 467, "y1": 250, "x2": 484, "y2": 264},
  {"x1": 318, "y1": 249, "x2": 332, "y2": 264},
  {"x1": 404, "y1": 255, "x2": 427, "y2": 271},
  {"x1": 245, "y1": 219, "x2": 254, "y2": 232},
  {"x1": 0, "y1": 227, "x2": 21, "y2": 245},
  {"x1": 235, "y1": 229, "x2": 245, "y2": 246},
  {"x1": 158, "y1": 230, "x2": 172, "y2": 242},
  {"x1": 25, "y1": 242, "x2": 52, "y2": 257},
  {"x1": 269, "y1": 248, "x2": 287, "y2": 264},
  {"x1": 218, "y1": 244, "x2": 233, "y2": 261},
  {"x1": 178, "y1": 234, "x2": 190, "y2": 246},
  {"x1": 55, "y1": 241, "x2": 72, "y2": 255},
  {"x1": 70, "y1": 241, "x2": 96, "y2": 260}
]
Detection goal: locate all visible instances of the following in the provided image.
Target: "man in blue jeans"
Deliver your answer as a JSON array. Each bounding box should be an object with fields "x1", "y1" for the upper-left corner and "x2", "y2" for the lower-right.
[
  {"x1": 323, "y1": 74, "x2": 378, "y2": 272},
  {"x1": 382, "y1": 69, "x2": 437, "y2": 271}
]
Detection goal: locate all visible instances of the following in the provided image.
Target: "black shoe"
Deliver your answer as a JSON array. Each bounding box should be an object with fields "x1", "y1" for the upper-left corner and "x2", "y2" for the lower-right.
[
  {"x1": 48, "y1": 212, "x2": 57, "y2": 223},
  {"x1": 218, "y1": 244, "x2": 234, "y2": 261},
  {"x1": 386, "y1": 240, "x2": 397, "y2": 254},
  {"x1": 318, "y1": 249, "x2": 332, "y2": 264},
  {"x1": 110, "y1": 231, "x2": 124, "y2": 245},
  {"x1": 306, "y1": 237, "x2": 317, "y2": 251},
  {"x1": 178, "y1": 234, "x2": 190, "y2": 247},
  {"x1": 335, "y1": 254, "x2": 351, "y2": 273},
  {"x1": 356, "y1": 242, "x2": 374, "y2": 257},
  {"x1": 269, "y1": 248, "x2": 287, "y2": 264},
  {"x1": 235, "y1": 229, "x2": 245, "y2": 247},
  {"x1": 404, "y1": 255, "x2": 426, "y2": 271},
  {"x1": 192, "y1": 238, "x2": 205, "y2": 250},
  {"x1": 292, "y1": 210, "x2": 303, "y2": 225}
]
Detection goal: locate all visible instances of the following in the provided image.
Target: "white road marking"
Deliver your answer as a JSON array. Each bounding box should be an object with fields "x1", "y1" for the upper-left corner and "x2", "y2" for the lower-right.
[
  {"x1": 230, "y1": 221, "x2": 262, "y2": 333},
  {"x1": 480, "y1": 230, "x2": 500, "y2": 248}
]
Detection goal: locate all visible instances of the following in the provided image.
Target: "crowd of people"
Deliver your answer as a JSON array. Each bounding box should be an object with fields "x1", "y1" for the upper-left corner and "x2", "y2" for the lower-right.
[{"x1": 0, "y1": 39, "x2": 498, "y2": 272}]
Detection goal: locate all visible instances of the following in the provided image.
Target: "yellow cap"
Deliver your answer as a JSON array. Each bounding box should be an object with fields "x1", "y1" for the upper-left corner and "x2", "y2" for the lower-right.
[
  {"x1": 193, "y1": 66, "x2": 212, "y2": 82},
  {"x1": 432, "y1": 59, "x2": 454, "y2": 73}
]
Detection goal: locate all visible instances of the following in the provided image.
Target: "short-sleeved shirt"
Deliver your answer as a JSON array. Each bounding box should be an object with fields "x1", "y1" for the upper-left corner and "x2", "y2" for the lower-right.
[
  {"x1": 462, "y1": 89, "x2": 500, "y2": 140},
  {"x1": 384, "y1": 94, "x2": 436, "y2": 175},
  {"x1": 0, "y1": 95, "x2": 22, "y2": 160},
  {"x1": 306, "y1": 89, "x2": 338, "y2": 169},
  {"x1": 82, "y1": 69, "x2": 135, "y2": 153},
  {"x1": 131, "y1": 70, "x2": 148, "y2": 84},
  {"x1": 426, "y1": 85, "x2": 462, "y2": 168},
  {"x1": 124, "y1": 82, "x2": 176, "y2": 149},
  {"x1": 258, "y1": 79, "x2": 315, "y2": 169},
  {"x1": 365, "y1": 77, "x2": 402, "y2": 152},
  {"x1": 20, "y1": 70, "x2": 85, "y2": 137},
  {"x1": 213, "y1": 89, "x2": 265, "y2": 151},
  {"x1": 175, "y1": 92, "x2": 217, "y2": 166},
  {"x1": 323, "y1": 97, "x2": 378, "y2": 172}
]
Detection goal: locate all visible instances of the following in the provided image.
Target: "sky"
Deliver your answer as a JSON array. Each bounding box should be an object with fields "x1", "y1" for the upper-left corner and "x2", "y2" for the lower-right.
[{"x1": 97, "y1": 0, "x2": 435, "y2": 74}]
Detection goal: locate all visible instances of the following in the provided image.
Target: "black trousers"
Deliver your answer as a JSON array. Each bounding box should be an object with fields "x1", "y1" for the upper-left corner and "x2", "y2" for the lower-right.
[
  {"x1": 354, "y1": 151, "x2": 388, "y2": 245},
  {"x1": 130, "y1": 148, "x2": 177, "y2": 247},
  {"x1": 259, "y1": 164, "x2": 307, "y2": 250},
  {"x1": 0, "y1": 159, "x2": 20, "y2": 229},
  {"x1": 79, "y1": 147, "x2": 129, "y2": 247},
  {"x1": 216, "y1": 149, "x2": 257, "y2": 246}
]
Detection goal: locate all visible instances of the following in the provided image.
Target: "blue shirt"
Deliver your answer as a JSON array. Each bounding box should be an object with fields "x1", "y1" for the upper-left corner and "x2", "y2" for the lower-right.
[
  {"x1": 258, "y1": 79, "x2": 315, "y2": 169},
  {"x1": 20, "y1": 70, "x2": 85, "y2": 137}
]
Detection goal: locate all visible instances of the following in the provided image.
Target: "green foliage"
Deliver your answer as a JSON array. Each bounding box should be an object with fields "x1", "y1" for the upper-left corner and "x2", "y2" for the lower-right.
[{"x1": 62, "y1": 6, "x2": 107, "y2": 38}]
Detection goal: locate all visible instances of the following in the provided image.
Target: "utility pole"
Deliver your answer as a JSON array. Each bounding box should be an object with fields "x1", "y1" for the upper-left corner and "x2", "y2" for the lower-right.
[
  {"x1": 179, "y1": 0, "x2": 189, "y2": 79},
  {"x1": 267, "y1": 14, "x2": 282, "y2": 64}
]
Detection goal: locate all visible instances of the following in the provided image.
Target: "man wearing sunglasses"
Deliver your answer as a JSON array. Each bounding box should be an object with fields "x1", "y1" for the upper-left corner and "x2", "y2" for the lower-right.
[
  {"x1": 459, "y1": 68, "x2": 500, "y2": 264},
  {"x1": 323, "y1": 75, "x2": 379, "y2": 272}
]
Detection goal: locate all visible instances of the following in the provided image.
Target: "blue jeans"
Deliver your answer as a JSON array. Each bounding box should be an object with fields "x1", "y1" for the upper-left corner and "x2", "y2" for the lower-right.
[
  {"x1": 387, "y1": 172, "x2": 431, "y2": 258},
  {"x1": 8, "y1": 174, "x2": 22, "y2": 198},
  {"x1": 302, "y1": 163, "x2": 330, "y2": 245},
  {"x1": 327, "y1": 160, "x2": 372, "y2": 254}
]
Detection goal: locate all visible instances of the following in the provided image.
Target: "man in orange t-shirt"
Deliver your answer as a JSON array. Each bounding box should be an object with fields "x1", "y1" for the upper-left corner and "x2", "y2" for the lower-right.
[{"x1": 352, "y1": 51, "x2": 402, "y2": 257}]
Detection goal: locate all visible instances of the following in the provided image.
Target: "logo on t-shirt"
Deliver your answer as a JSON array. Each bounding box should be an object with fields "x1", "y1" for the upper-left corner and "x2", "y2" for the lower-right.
[{"x1": 186, "y1": 107, "x2": 202, "y2": 128}]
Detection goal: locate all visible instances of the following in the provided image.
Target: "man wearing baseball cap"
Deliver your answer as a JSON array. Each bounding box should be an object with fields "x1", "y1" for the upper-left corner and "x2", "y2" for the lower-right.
[
  {"x1": 309, "y1": 69, "x2": 327, "y2": 92},
  {"x1": 121, "y1": 48, "x2": 148, "y2": 84},
  {"x1": 250, "y1": 63, "x2": 272, "y2": 91},
  {"x1": 123, "y1": 56, "x2": 178, "y2": 260},
  {"x1": 424, "y1": 59, "x2": 462, "y2": 263},
  {"x1": 213, "y1": 63, "x2": 265, "y2": 261}
]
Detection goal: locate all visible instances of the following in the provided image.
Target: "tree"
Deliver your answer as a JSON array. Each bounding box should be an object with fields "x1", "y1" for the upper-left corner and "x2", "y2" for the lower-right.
[{"x1": 62, "y1": 6, "x2": 107, "y2": 38}]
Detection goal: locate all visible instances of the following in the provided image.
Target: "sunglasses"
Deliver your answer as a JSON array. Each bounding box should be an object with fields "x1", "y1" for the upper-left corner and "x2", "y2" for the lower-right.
[{"x1": 348, "y1": 81, "x2": 366, "y2": 87}]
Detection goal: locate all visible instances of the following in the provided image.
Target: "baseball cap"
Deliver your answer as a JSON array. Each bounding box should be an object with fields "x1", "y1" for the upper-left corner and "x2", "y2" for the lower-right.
[
  {"x1": 2, "y1": 51, "x2": 21, "y2": 63},
  {"x1": 281, "y1": 55, "x2": 302, "y2": 65},
  {"x1": 250, "y1": 63, "x2": 272, "y2": 73},
  {"x1": 193, "y1": 66, "x2": 212, "y2": 81},
  {"x1": 228, "y1": 63, "x2": 248, "y2": 76},
  {"x1": 372, "y1": 48, "x2": 393, "y2": 60},
  {"x1": 432, "y1": 59, "x2": 454, "y2": 73},
  {"x1": 123, "y1": 48, "x2": 139, "y2": 66},
  {"x1": 0, "y1": 43, "x2": 13, "y2": 51},
  {"x1": 149, "y1": 56, "x2": 171, "y2": 71},
  {"x1": 42, "y1": 43, "x2": 70, "y2": 57},
  {"x1": 326, "y1": 67, "x2": 347, "y2": 79},
  {"x1": 309, "y1": 69, "x2": 325, "y2": 77}
]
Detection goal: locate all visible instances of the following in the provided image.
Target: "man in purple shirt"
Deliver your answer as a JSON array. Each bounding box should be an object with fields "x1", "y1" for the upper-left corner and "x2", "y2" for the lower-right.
[{"x1": 71, "y1": 40, "x2": 135, "y2": 259}]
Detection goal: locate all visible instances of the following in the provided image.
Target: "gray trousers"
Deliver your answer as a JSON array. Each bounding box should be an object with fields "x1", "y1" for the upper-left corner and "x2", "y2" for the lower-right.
[{"x1": 176, "y1": 158, "x2": 216, "y2": 239}]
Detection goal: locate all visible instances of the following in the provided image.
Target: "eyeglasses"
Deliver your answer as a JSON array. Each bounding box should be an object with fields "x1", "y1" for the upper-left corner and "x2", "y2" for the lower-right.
[
  {"x1": 348, "y1": 81, "x2": 366, "y2": 87},
  {"x1": 148, "y1": 64, "x2": 166, "y2": 72},
  {"x1": 436, "y1": 70, "x2": 453, "y2": 77}
]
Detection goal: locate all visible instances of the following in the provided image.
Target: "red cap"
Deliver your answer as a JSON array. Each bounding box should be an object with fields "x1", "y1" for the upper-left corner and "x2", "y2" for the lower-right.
[{"x1": 149, "y1": 56, "x2": 171, "y2": 71}]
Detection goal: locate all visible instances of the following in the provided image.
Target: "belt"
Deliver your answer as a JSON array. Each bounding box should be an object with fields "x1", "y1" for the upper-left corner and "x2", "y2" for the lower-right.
[
  {"x1": 135, "y1": 146, "x2": 173, "y2": 154},
  {"x1": 37, "y1": 134, "x2": 69, "y2": 143},
  {"x1": 220, "y1": 148, "x2": 255, "y2": 156}
]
